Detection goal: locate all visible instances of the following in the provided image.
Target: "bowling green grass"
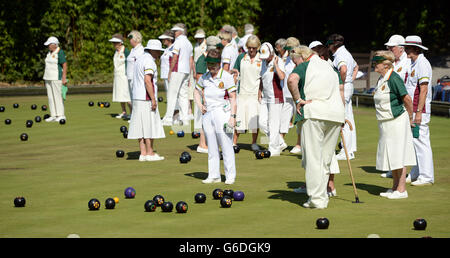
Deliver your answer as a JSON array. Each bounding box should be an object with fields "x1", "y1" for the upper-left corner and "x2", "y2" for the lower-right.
[{"x1": 0, "y1": 93, "x2": 449, "y2": 238}]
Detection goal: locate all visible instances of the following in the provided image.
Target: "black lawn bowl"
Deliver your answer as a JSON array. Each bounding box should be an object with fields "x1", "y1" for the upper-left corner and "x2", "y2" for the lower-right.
[
  {"x1": 43, "y1": 114, "x2": 50, "y2": 120},
  {"x1": 220, "y1": 196, "x2": 232, "y2": 208},
  {"x1": 191, "y1": 131, "x2": 200, "y2": 139},
  {"x1": 116, "y1": 150, "x2": 125, "y2": 158},
  {"x1": 144, "y1": 200, "x2": 157, "y2": 212},
  {"x1": 26, "y1": 120, "x2": 33, "y2": 128},
  {"x1": 181, "y1": 151, "x2": 191, "y2": 161},
  {"x1": 14, "y1": 197, "x2": 26, "y2": 207},
  {"x1": 41, "y1": 105, "x2": 47, "y2": 111},
  {"x1": 59, "y1": 119, "x2": 66, "y2": 125},
  {"x1": 223, "y1": 189, "x2": 234, "y2": 198},
  {"x1": 13, "y1": 103, "x2": 19, "y2": 108},
  {"x1": 263, "y1": 150, "x2": 271, "y2": 158},
  {"x1": 122, "y1": 131, "x2": 128, "y2": 139},
  {"x1": 104, "y1": 102, "x2": 110, "y2": 108},
  {"x1": 413, "y1": 218, "x2": 427, "y2": 230},
  {"x1": 31, "y1": 104, "x2": 37, "y2": 110},
  {"x1": 316, "y1": 218, "x2": 330, "y2": 229},
  {"x1": 153, "y1": 195, "x2": 165, "y2": 206},
  {"x1": 176, "y1": 201, "x2": 188, "y2": 213},
  {"x1": 88, "y1": 101, "x2": 94, "y2": 107},
  {"x1": 105, "y1": 198, "x2": 116, "y2": 209},
  {"x1": 161, "y1": 201, "x2": 173, "y2": 212},
  {"x1": 158, "y1": 97, "x2": 163, "y2": 102},
  {"x1": 0, "y1": 106, "x2": 5, "y2": 112},
  {"x1": 5, "y1": 119, "x2": 11, "y2": 125},
  {"x1": 255, "y1": 151, "x2": 264, "y2": 159},
  {"x1": 233, "y1": 145, "x2": 240, "y2": 154},
  {"x1": 212, "y1": 189, "x2": 224, "y2": 200},
  {"x1": 20, "y1": 133, "x2": 28, "y2": 141},
  {"x1": 88, "y1": 198, "x2": 101, "y2": 211},
  {"x1": 120, "y1": 126, "x2": 127, "y2": 133},
  {"x1": 35, "y1": 116, "x2": 41, "y2": 123},
  {"x1": 194, "y1": 193, "x2": 206, "y2": 203},
  {"x1": 180, "y1": 155, "x2": 189, "y2": 164}
]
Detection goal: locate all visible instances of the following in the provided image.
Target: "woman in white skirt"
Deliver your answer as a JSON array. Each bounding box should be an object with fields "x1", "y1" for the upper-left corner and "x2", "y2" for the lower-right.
[
  {"x1": 109, "y1": 34, "x2": 132, "y2": 119},
  {"x1": 128, "y1": 40, "x2": 166, "y2": 161},
  {"x1": 194, "y1": 49, "x2": 238, "y2": 185},
  {"x1": 372, "y1": 51, "x2": 416, "y2": 199}
]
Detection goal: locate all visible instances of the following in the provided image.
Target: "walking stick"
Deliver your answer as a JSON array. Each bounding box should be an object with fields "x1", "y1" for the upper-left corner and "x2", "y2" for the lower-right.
[{"x1": 341, "y1": 119, "x2": 362, "y2": 203}]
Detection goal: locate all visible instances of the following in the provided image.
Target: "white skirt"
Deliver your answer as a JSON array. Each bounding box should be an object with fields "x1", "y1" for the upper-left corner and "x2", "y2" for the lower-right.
[
  {"x1": 376, "y1": 111, "x2": 417, "y2": 171},
  {"x1": 236, "y1": 94, "x2": 259, "y2": 132},
  {"x1": 128, "y1": 100, "x2": 165, "y2": 139},
  {"x1": 112, "y1": 74, "x2": 131, "y2": 102}
]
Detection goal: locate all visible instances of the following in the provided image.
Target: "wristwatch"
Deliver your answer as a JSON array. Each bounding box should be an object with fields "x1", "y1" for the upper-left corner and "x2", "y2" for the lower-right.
[{"x1": 231, "y1": 114, "x2": 236, "y2": 118}]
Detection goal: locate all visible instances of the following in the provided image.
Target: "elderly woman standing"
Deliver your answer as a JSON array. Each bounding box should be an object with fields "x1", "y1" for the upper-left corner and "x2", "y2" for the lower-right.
[
  {"x1": 231, "y1": 35, "x2": 263, "y2": 151},
  {"x1": 159, "y1": 30, "x2": 175, "y2": 94},
  {"x1": 372, "y1": 51, "x2": 416, "y2": 199},
  {"x1": 109, "y1": 34, "x2": 131, "y2": 119},
  {"x1": 287, "y1": 46, "x2": 345, "y2": 209},
  {"x1": 219, "y1": 30, "x2": 239, "y2": 72},
  {"x1": 126, "y1": 30, "x2": 145, "y2": 119},
  {"x1": 43, "y1": 36, "x2": 67, "y2": 122}
]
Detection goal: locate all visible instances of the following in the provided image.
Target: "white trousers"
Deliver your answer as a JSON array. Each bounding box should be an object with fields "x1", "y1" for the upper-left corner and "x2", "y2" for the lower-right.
[
  {"x1": 45, "y1": 80, "x2": 65, "y2": 117},
  {"x1": 259, "y1": 103, "x2": 283, "y2": 150},
  {"x1": 203, "y1": 108, "x2": 236, "y2": 181},
  {"x1": 301, "y1": 119, "x2": 341, "y2": 208},
  {"x1": 410, "y1": 115, "x2": 434, "y2": 182},
  {"x1": 163, "y1": 72, "x2": 189, "y2": 121},
  {"x1": 341, "y1": 83, "x2": 357, "y2": 153},
  {"x1": 280, "y1": 98, "x2": 295, "y2": 134}
]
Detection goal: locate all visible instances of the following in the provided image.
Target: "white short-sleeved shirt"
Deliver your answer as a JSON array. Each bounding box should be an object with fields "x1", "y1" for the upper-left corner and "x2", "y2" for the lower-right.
[
  {"x1": 332, "y1": 45, "x2": 357, "y2": 84},
  {"x1": 405, "y1": 53, "x2": 432, "y2": 115},
  {"x1": 221, "y1": 42, "x2": 239, "y2": 70},
  {"x1": 126, "y1": 44, "x2": 145, "y2": 80},
  {"x1": 283, "y1": 56, "x2": 296, "y2": 99},
  {"x1": 160, "y1": 45, "x2": 173, "y2": 79},
  {"x1": 194, "y1": 40, "x2": 207, "y2": 63},
  {"x1": 133, "y1": 52, "x2": 158, "y2": 101},
  {"x1": 196, "y1": 69, "x2": 237, "y2": 111},
  {"x1": 171, "y1": 35, "x2": 193, "y2": 74},
  {"x1": 394, "y1": 52, "x2": 411, "y2": 84},
  {"x1": 260, "y1": 57, "x2": 286, "y2": 104}
]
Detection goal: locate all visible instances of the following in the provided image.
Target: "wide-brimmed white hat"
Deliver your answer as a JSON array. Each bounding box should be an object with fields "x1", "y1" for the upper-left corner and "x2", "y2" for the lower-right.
[
  {"x1": 385, "y1": 35, "x2": 405, "y2": 47},
  {"x1": 144, "y1": 39, "x2": 164, "y2": 51},
  {"x1": 171, "y1": 25, "x2": 184, "y2": 32},
  {"x1": 401, "y1": 35, "x2": 428, "y2": 50},
  {"x1": 259, "y1": 42, "x2": 274, "y2": 59},
  {"x1": 308, "y1": 41, "x2": 323, "y2": 49},
  {"x1": 109, "y1": 33, "x2": 124, "y2": 43},
  {"x1": 194, "y1": 29, "x2": 206, "y2": 39},
  {"x1": 44, "y1": 36, "x2": 59, "y2": 46}
]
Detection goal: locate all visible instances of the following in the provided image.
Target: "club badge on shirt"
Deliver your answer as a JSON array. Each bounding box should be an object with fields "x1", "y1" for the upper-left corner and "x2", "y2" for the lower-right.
[
  {"x1": 397, "y1": 67, "x2": 402, "y2": 73},
  {"x1": 218, "y1": 82, "x2": 224, "y2": 89},
  {"x1": 411, "y1": 70, "x2": 415, "y2": 77}
]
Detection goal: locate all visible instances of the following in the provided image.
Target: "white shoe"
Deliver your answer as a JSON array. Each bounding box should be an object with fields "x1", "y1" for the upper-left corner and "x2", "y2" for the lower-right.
[
  {"x1": 268, "y1": 147, "x2": 281, "y2": 156},
  {"x1": 387, "y1": 190, "x2": 408, "y2": 199},
  {"x1": 139, "y1": 155, "x2": 146, "y2": 162},
  {"x1": 161, "y1": 119, "x2": 172, "y2": 126},
  {"x1": 45, "y1": 116, "x2": 56, "y2": 122},
  {"x1": 293, "y1": 186, "x2": 307, "y2": 194},
  {"x1": 336, "y1": 151, "x2": 354, "y2": 160},
  {"x1": 196, "y1": 146, "x2": 208, "y2": 154},
  {"x1": 279, "y1": 141, "x2": 288, "y2": 152},
  {"x1": 225, "y1": 179, "x2": 235, "y2": 185},
  {"x1": 405, "y1": 174, "x2": 417, "y2": 183},
  {"x1": 327, "y1": 189, "x2": 337, "y2": 197},
  {"x1": 146, "y1": 153, "x2": 164, "y2": 161},
  {"x1": 379, "y1": 189, "x2": 394, "y2": 198},
  {"x1": 55, "y1": 116, "x2": 66, "y2": 122},
  {"x1": 290, "y1": 146, "x2": 302, "y2": 154},
  {"x1": 302, "y1": 201, "x2": 325, "y2": 209},
  {"x1": 202, "y1": 178, "x2": 221, "y2": 184},
  {"x1": 411, "y1": 178, "x2": 433, "y2": 186},
  {"x1": 289, "y1": 123, "x2": 294, "y2": 129},
  {"x1": 381, "y1": 171, "x2": 393, "y2": 178},
  {"x1": 115, "y1": 113, "x2": 126, "y2": 119},
  {"x1": 251, "y1": 143, "x2": 261, "y2": 151}
]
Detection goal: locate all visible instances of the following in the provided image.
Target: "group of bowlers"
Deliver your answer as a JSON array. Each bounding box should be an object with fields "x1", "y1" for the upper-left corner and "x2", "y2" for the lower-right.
[{"x1": 41, "y1": 21, "x2": 435, "y2": 209}]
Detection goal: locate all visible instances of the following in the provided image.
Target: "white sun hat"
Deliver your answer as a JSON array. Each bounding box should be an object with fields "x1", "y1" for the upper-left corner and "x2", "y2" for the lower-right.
[
  {"x1": 158, "y1": 34, "x2": 173, "y2": 40},
  {"x1": 384, "y1": 35, "x2": 405, "y2": 47},
  {"x1": 194, "y1": 29, "x2": 206, "y2": 39},
  {"x1": 308, "y1": 41, "x2": 323, "y2": 49},
  {"x1": 259, "y1": 42, "x2": 274, "y2": 59},
  {"x1": 144, "y1": 39, "x2": 165, "y2": 51},
  {"x1": 401, "y1": 35, "x2": 428, "y2": 50},
  {"x1": 44, "y1": 36, "x2": 59, "y2": 46},
  {"x1": 109, "y1": 33, "x2": 124, "y2": 43},
  {"x1": 171, "y1": 25, "x2": 185, "y2": 32}
]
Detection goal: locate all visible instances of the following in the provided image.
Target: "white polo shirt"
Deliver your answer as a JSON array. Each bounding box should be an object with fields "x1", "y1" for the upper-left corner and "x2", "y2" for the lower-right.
[
  {"x1": 234, "y1": 53, "x2": 262, "y2": 96},
  {"x1": 260, "y1": 57, "x2": 286, "y2": 104},
  {"x1": 332, "y1": 45, "x2": 357, "y2": 84},
  {"x1": 194, "y1": 40, "x2": 207, "y2": 63},
  {"x1": 133, "y1": 52, "x2": 158, "y2": 101},
  {"x1": 221, "y1": 42, "x2": 239, "y2": 70},
  {"x1": 393, "y1": 52, "x2": 411, "y2": 84},
  {"x1": 405, "y1": 53, "x2": 432, "y2": 115},
  {"x1": 126, "y1": 44, "x2": 145, "y2": 80},
  {"x1": 283, "y1": 56, "x2": 296, "y2": 99},
  {"x1": 171, "y1": 34, "x2": 193, "y2": 74},
  {"x1": 196, "y1": 69, "x2": 237, "y2": 111},
  {"x1": 160, "y1": 45, "x2": 173, "y2": 79}
]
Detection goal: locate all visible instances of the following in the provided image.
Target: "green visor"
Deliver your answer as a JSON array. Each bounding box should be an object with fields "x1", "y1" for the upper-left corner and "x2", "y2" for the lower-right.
[
  {"x1": 325, "y1": 40, "x2": 334, "y2": 46},
  {"x1": 283, "y1": 46, "x2": 293, "y2": 51},
  {"x1": 371, "y1": 56, "x2": 387, "y2": 62},
  {"x1": 205, "y1": 57, "x2": 221, "y2": 64}
]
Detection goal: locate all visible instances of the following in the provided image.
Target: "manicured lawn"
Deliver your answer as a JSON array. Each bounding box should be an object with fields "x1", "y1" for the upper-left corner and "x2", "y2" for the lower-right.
[{"x1": 0, "y1": 93, "x2": 449, "y2": 238}]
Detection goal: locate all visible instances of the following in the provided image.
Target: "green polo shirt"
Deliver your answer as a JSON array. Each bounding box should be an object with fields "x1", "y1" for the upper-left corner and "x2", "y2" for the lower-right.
[
  {"x1": 57, "y1": 49, "x2": 66, "y2": 80},
  {"x1": 195, "y1": 54, "x2": 207, "y2": 75}
]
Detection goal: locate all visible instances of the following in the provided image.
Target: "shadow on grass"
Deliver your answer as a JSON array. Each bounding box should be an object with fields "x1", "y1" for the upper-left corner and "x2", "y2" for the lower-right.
[
  {"x1": 126, "y1": 151, "x2": 140, "y2": 160},
  {"x1": 106, "y1": 113, "x2": 119, "y2": 118},
  {"x1": 186, "y1": 144, "x2": 198, "y2": 151},
  {"x1": 184, "y1": 172, "x2": 226, "y2": 182},
  {"x1": 344, "y1": 182, "x2": 389, "y2": 196},
  {"x1": 267, "y1": 181, "x2": 308, "y2": 207},
  {"x1": 359, "y1": 166, "x2": 381, "y2": 174}
]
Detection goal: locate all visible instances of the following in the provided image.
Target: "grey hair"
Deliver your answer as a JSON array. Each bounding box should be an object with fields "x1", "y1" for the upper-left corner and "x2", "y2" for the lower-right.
[
  {"x1": 128, "y1": 30, "x2": 143, "y2": 44},
  {"x1": 275, "y1": 38, "x2": 287, "y2": 48}
]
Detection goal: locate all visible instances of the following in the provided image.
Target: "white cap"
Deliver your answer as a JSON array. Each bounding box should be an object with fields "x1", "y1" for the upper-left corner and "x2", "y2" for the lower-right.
[
  {"x1": 384, "y1": 35, "x2": 405, "y2": 47},
  {"x1": 194, "y1": 29, "x2": 206, "y2": 39},
  {"x1": 44, "y1": 36, "x2": 59, "y2": 46},
  {"x1": 144, "y1": 39, "x2": 164, "y2": 51},
  {"x1": 171, "y1": 25, "x2": 184, "y2": 32},
  {"x1": 259, "y1": 42, "x2": 274, "y2": 59},
  {"x1": 158, "y1": 34, "x2": 173, "y2": 40},
  {"x1": 308, "y1": 41, "x2": 323, "y2": 49},
  {"x1": 244, "y1": 24, "x2": 254, "y2": 34},
  {"x1": 401, "y1": 35, "x2": 428, "y2": 50}
]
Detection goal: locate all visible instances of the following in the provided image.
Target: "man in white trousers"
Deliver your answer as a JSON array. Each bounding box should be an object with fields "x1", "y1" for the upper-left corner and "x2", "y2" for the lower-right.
[
  {"x1": 287, "y1": 46, "x2": 345, "y2": 209},
  {"x1": 162, "y1": 23, "x2": 194, "y2": 126}
]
